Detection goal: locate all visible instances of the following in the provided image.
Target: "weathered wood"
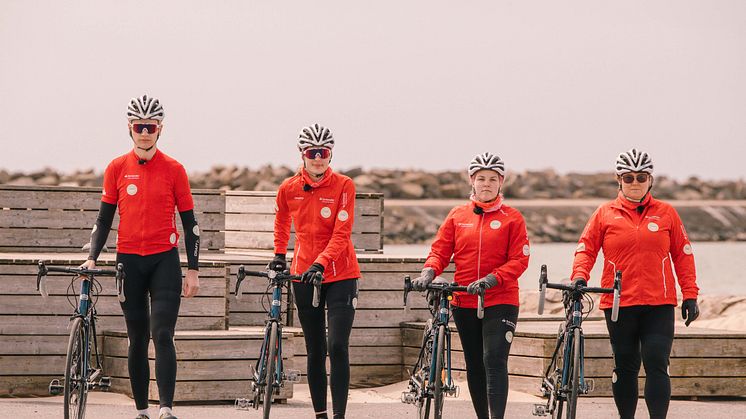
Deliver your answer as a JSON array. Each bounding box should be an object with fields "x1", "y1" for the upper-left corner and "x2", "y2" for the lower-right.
[
  {"x1": 0, "y1": 295, "x2": 227, "y2": 317},
  {"x1": 0, "y1": 210, "x2": 224, "y2": 231},
  {"x1": 226, "y1": 213, "x2": 381, "y2": 233},
  {"x1": 102, "y1": 328, "x2": 296, "y2": 402},
  {"x1": 0, "y1": 186, "x2": 224, "y2": 213},
  {"x1": 105, "y1": 377, "x2": 293, "y2": 402},
  {"x1": 0, "y1": 314, "x2": 225, "y2": 334},
  {"x1": 0, "y1": 272, "x2": 227, "y2": 297},
  {"x1": 509, "y1": 375, "x2": 746, "y2": 398},
  {"x1": 0, "y1": 375, "x2": 60, "y2": 396},
  {"x1": 225, "y1": 192, "x2": 383, "y2": 216},
  {"x1": 0, "y1": 334, "x2": 103, "y2": 355},
  {"x1": 0, "y1": 228, "x2": 224, "y2": 252},
  {"x1": 225, "y1": 231, "x2": 381, "y2": 252}
]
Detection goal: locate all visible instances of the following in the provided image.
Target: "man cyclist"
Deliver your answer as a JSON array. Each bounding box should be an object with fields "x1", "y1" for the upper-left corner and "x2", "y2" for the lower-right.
[{"x1": 81, "y1": 95, "x2": 200, "y2": 419}]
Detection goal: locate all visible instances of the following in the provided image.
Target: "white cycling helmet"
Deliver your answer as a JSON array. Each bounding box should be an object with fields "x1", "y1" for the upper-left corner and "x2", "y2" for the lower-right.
[
  {"x1": 297, "y1": 123, "x2": 334, "y2": 151},
  {"x1": 127, "y1": 95, "x2": 165, "y2": 121},
  {"x1": 468, "y1": 152, "x2": 505, "y2": 177},
  {"x1": 615, "y1": 148, "x2": 653, "y2": 175}
]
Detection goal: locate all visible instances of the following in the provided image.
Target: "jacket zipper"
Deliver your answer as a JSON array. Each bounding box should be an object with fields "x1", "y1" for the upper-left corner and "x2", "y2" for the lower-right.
[
  {"x1": 661, "y1": 256, "x2": 669, "y2": 299},
  {"x1": 477, "y1": 213, "x2": 484, "y2": 280}
]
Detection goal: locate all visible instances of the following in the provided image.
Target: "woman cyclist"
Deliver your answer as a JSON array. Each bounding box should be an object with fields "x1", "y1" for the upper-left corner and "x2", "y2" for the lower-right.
[
  {"x1": 81, "y1": 95, "x2": 200, "y2": 419},
  {"x1": 271, "y1": 123, "x2": 360, "y2": 419},
  {"x1": 571, "y1": 148, "x2": 700, "y2": 419},
  {"x1": 412, "y1": 152, "x2": 530, "y2": 419}
]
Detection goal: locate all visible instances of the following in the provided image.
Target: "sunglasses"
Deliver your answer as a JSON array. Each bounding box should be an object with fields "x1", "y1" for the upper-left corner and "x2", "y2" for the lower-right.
[
  {"x1": 621, "y1": 173, "x2": 650, "y2": 184},
  {"x1": 131, "y1": 123, "x2": 160, "y2": 134},
  {"x1": 303, "y1": 148, "x2": 331, "y2": 160}
]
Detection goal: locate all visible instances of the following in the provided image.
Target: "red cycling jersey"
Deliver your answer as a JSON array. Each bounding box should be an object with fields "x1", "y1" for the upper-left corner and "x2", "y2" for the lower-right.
[
  {"x1": 274, "y1": 168, "x2": 361, "y2": 283},
  {"x1": 571, "y1": 192, "x2": 699, "y2": 309},
  {"x1": 101, "y1": 149, "x2": 194, "y2": 256},
  {"x1": 424, "y1": 198, "x2": 530, "y2": 308}
]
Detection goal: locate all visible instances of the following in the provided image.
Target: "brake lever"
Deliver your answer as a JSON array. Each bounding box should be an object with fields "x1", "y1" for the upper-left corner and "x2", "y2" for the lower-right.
[
  {"x1": 37, "y1": 261, "x2": 49, "y2": 299},
  {"x1": 116, "y1": 263, "x2": 126, "y2": 303}
]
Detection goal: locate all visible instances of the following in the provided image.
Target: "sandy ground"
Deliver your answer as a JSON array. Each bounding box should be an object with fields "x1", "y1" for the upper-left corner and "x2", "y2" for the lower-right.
[{"x1": 2, "y1": 382, "x2": 746, "y2": 418}]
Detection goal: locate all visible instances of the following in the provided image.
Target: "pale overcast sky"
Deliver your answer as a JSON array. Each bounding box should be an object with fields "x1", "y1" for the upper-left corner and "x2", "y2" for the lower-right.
[{"x1": 1, "y1": 1, "x2": 744, "y2": 179}]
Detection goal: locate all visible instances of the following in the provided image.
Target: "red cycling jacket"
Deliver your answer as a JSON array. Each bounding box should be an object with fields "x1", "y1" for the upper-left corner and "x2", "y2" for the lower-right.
[
  {"x1": 101, "y1": 149, "x2": 194, "y2": 255},
  {"x1": 274, "y1": 167, "x2": 361, "y2": 283},
  {"x1": 571, "y1": 192, "x2": 699, "y2": 309},
  {"x1": 424, "y1": 198, "x2": 530, "y2": 308}
]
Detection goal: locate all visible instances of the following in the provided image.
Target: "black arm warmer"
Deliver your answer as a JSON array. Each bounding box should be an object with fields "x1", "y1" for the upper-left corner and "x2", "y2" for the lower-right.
[
  {"x1": 88, "y1": 201, "x2": 117, "y2": 261},
  {"x1": 179, "y1": 209, "x2": 200, "y2": 271}
]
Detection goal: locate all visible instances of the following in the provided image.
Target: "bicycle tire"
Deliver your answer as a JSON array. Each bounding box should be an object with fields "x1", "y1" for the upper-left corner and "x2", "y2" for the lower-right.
[
  {"x1": 417, "y1": 394, "x2": 431, "y2": 419},
  {"x1": 416, "y1": 324, "x2": 434, "y2": 419},
  {"x1": 433, "y1": 325, "x2": 446, "y2": 419},
  {"x1": 552, "y1": 330, "x2": 567, "y2": 419},
  {"x1": 566, "y1": 328, "x2": 581, "y2": 419},
  {"x1": 262, "y1": 322, "x2": 278, "y2": 419},
  {"x1": 64, "y1": 317, "x2": 87, "y2": 419}
]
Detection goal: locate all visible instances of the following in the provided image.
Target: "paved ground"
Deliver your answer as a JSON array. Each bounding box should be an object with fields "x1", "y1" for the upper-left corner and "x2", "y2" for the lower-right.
[{"x1": 2, "y1": 383, "x2": 745, "y2": 418}]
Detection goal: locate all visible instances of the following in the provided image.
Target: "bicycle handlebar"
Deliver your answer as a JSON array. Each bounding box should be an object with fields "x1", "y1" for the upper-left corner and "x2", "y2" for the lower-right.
[
  {"x1": 537, "y1": 264, "x2": 622, "y2": 322},
  {"x1": 236, "y1": 265, "x2": 323, "y2": 307},
  {"x1": 36, "y1": 261, "x2": 126, "y2": 301},
  {"x1": 403, "y1": 276, "x2": 486, "y2": 319}
]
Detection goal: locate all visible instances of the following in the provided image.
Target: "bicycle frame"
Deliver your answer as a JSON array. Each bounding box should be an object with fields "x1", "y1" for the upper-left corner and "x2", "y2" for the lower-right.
[
  {"x1": 36, "y1": 261, "x2": 124, "y2": 417},
  {"x1": 401, "y1": 276, "x2": 485, "y2": 417},
  {"x1": 254, "y1": 277, "x2": 287, "y2": 392},
  {"x1": 235, "y1": 266, "x2": 314, "y2": 412},
  {"x1": 533, "y1": 264, "x2": 621, "y2": 418}
]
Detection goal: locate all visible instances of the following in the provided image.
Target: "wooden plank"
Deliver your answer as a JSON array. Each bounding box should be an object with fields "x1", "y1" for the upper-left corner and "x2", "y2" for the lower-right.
[
  {"x1": 0, "y1": 375, "x2": 61, "y2": 396},
  {"x1": 225, "y1": 193, "x2": 382, "y2": 216},
  {"x1": 0, "y1": 187, "x2": 224, "y2": 213},
  {"x1": 0, "y1": 334, "x2": 102, "y2": 355},
  {"x1": 0, "y1": 314, "x2": 225, "y2": 334},
  {"x1": 225, "y1": 231, "x2": 381, "y2": 252},
  {"x1": 511, "y1": 375, "x2": 746, "y2": 398},
  {"x1": 0, "y1": 273, "x2": 228, "y2": 297},
  {"x1": 107, "y1": 377, "x2": 293, "y2": 402},
  {"x1": 225, "y1": 213, "x2": 380, "y2": 233},
  {"x1": 0, "y1": 210, "x2": 224, "y2": 231},
  {"x1": 0, "y1": 355, "x2": 66, "y2": 375},
  {"x1": 0, "y1": 295, "x2": 226, "y2": 317}
]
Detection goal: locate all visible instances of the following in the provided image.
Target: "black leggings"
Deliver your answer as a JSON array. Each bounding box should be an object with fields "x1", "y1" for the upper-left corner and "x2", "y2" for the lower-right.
[
  {"x1": 117, "y1": 248, "x2": 182, "y2": 410},
  {"x1": 605, "y1": 305, "x2": 674, "y2": 419},
  {"x1": 293, "y1": 279, "x2": 357, "y2": 419},
  {"x1": 452, "y1": 304, "x2": 518, "y2": 419}
]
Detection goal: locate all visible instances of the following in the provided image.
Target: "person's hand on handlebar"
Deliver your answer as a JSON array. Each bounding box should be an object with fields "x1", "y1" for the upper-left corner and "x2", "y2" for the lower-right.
[
  {"x1": 412, "y1": 267, "x2": 435, "y2": 291},
  {"x1": 571, "y1": 277, "x2": 588, "y2": 288},
  {"x1": 467, "y1": 274, "x2": 498, "y2": 295},
  {"x1": 269, "y1": 253, "x2": 287, "y2": 272},
  {"x1": 301, "y1": 263, "x2": 324, "y2": 284},
  {"x1": 79, "y1": 259, "x2": 96, "y2": 271},
  {"x1": 681, "y1": 299, "x2": 699, "y2": 327}
]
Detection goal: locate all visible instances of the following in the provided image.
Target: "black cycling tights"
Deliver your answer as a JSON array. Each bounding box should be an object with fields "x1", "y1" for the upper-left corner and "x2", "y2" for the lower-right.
[
  {"x1": 452, "y1": 304, "x2": 519, "y2": 419},
  {"x1": 118, "y1": 248, "x2": 182, "y2": 410},
  {"x1": 293, "y1": 279, "x2": 357, "y2": 419},
  {"x1": 605, "y1": 305, "x2": 674, "y2": 419}
]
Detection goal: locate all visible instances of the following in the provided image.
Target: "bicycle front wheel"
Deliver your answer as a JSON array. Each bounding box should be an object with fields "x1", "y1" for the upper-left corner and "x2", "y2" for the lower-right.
[
  {"x1": 64, "y1": 317, "x2": 88, "y2": 419},
  {"x1": 262, "y1": 322, "x2": 278, "y2": 419},
  {"x1": 432, "y1": 325, "x2": 446, "y2": 419},
  {"x1": 565, "y1": 328, "x2": 581, "y2": 419}
]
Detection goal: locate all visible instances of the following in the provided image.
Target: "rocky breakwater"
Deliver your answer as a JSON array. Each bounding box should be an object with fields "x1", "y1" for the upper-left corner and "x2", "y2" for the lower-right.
[{"x1": 2, "y1": 166, "x2": 745, "y2": 243}]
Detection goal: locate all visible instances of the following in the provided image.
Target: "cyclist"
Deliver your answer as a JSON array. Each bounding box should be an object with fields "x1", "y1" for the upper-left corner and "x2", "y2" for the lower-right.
[
  {"x1": 571, "y1": 148, "x2": 700, "y2": 419},
  {"x1": 81, "y1": 95, "x2": 200, "y2": 419},
  {"x1": 272, "y1": 123, "x2": 360, "y2": 419},
  {"x1": 412, "y1": 152, "x2": 530, "y2": 419}
]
